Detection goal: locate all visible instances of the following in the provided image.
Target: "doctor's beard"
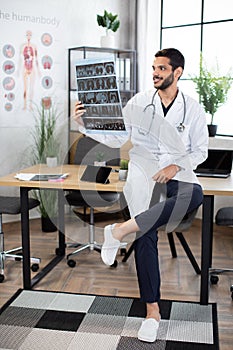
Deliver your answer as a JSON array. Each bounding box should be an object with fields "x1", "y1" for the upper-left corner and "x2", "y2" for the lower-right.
[{"x1": 154, "y1": 71, "x2": 174, "y2": 90}]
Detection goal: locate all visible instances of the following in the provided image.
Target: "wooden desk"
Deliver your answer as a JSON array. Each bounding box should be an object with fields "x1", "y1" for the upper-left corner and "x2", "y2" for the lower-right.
[
  {"x1": 0, "y1": 164, "x2": 124, "y2": 289},
  {"x1": 0, "y1": 164, "x2": 232, "y2": 304},
  {"x1": 198, "y1": 175, "x2": 233, "y2": 304}
]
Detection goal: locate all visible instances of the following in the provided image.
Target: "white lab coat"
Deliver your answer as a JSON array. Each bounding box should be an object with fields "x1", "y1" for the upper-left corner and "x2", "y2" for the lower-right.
[{"x1": 78, "y1": 89, "x2": 209, "y2": 217}]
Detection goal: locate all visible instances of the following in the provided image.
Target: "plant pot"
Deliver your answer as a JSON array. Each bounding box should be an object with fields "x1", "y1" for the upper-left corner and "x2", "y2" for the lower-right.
[
  {"x1": 46, "y1": 157, "x2": 58, "y2": 168},
  {"x1": 41, "y1": 216, "x2": 57, "y2": 232},
  {"x1": 208, "y1": 124, "x2": 218, "y2": 137},
  {"x1": 119, "y1": 169, "x2": 128, "y2": 181},
  {"x1": 100, "y1": 34, "x2": 115, "y2": 48},
  {"x1": 94, "y1": 161, "x2": 106, "y2": 166}
]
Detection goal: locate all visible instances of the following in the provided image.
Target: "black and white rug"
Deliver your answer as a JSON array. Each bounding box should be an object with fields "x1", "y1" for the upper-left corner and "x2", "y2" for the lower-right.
[{"x1": 0, "y1": 289, "x2": 219, "y2": 349}]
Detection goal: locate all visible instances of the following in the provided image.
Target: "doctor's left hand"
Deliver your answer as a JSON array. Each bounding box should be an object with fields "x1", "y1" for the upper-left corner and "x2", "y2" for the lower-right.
[{"x1": 153, "y1": 164, "x2": 180, "y2": 183}]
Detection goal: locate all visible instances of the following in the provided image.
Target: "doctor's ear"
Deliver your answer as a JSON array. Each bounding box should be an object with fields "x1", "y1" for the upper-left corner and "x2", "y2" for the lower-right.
[{"x1": 175, "y1": 67, "x2": 183, "y2": 80}]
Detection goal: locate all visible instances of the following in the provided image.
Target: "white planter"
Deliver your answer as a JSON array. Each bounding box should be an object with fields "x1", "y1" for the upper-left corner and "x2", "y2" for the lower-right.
[
  {"x1": 100, "y1": 34, "x2": 115, "y2": 48},
  {"x1": 119, "y1": 169, "x2": 128, "y2": 181},
  {"x1": 46, "y1": 157, "x2": 57, "y2": 168},
  {"x1": 94, "y1": 161, "x2": 106, "y2": 166}
]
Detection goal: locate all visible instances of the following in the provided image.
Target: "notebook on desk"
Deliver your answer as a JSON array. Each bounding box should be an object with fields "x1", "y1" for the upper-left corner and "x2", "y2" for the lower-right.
[{"x1": 194, "y1": 149, "x2": 233, "y2": 178}]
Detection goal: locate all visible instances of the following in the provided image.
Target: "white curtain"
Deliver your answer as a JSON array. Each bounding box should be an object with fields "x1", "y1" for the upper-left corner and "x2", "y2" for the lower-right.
[{"x1": 136, "y1": 0, "x2": 161, "y2": 91}]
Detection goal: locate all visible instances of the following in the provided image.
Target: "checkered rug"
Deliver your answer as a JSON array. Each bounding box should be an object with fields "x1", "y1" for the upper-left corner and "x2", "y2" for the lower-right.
[{"x1": 0, "y1": 289, "x2": 219, "y2": 349}]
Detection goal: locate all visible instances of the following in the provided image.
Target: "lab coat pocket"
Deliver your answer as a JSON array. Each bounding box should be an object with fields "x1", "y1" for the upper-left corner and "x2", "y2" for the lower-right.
[{"x1": 177, "y1": 124, "x2": 191, "y2": 146}]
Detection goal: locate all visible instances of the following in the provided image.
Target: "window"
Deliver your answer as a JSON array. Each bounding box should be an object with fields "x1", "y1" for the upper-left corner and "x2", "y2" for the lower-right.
[{"x1": 160, "y1": 0, "x2": 233, "y2": 136}]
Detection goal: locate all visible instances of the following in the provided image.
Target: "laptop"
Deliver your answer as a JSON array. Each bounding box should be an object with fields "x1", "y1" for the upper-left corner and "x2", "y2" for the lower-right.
[
  {"x1": 80, "y1": 165, "x2": 112, "y2": 184},
  {"x1": 194, "y1": 149, "x2": 233, "y2": 178}
]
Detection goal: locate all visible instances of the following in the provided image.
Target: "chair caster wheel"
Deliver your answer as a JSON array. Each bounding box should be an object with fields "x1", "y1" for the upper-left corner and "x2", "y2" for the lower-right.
[
  {"x1": 210, "y1": 275, "x2": 219, "y2": 285},
  {"x1": 67, "y1": 259, "x2": 76, "y2": 268},
  {"x1": 230, "y1": 285, "x2": 233, "y2": 299},
  {"x1": 31, "y1": 263, "x2": 39, "y2": 272},
  {"x1": 15, "y1": 257, "x2": 22, "y2": 262},
  {"x1": 110, "y1": 260, "x2": 118, "y2": 268},
  {"x1": 0, "y1": 274, "x2": 4, "y2": 283},
  {"x1": 120, "y1": 248, "x2": 127, "y2": 256}
]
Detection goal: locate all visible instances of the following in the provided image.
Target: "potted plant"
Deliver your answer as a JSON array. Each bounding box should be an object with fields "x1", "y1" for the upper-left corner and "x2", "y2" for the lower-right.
[
  {"x1": 94, "y1": 151, "x2": 106, "y2": 166},
  {"x1": 191, "y1": 54, "x2": 232, "y2": 136},
  {"x1": 97, "y1": 10, "x2": 120, "y2": 48},
  {"x1": 119, "y1": 159, "x2": 128, "y2": 181},
  {"x1": 30, "y1": 98, "x2": 62, "y2": 231},
  {"x1": 45, "y1": 134, "x2": 59, "y2": 167}
]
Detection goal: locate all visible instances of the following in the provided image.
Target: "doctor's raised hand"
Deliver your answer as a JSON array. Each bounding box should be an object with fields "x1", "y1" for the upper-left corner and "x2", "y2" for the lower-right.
[{"x1": 73, "y1": 101, "x2": 86, "y2": 127}]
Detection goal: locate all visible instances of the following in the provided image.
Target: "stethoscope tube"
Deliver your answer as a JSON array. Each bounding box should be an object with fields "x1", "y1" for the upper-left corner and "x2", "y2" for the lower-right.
[{"x1": 138, "y1": 90, "x2": 186, "y2": 135}]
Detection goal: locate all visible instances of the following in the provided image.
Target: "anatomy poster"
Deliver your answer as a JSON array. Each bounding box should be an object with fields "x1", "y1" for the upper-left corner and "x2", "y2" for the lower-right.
[
  {"x1": 76, "y1": 58, "x2": 126, "y2": 134},
  {"x1": 0, "y1": 3, "x2": 67, "y2": 123}
]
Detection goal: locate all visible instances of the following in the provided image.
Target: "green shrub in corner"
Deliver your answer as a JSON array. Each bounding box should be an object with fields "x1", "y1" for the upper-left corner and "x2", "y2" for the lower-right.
[{"x1": 191, "y1": 54, "x2": 232, "y2": 125}]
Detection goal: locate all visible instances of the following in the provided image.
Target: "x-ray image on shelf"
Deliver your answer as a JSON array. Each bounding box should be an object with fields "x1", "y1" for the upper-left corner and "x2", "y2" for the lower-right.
[{"x1": 75, "y1": 57, "x2": 126, "y2": 134}]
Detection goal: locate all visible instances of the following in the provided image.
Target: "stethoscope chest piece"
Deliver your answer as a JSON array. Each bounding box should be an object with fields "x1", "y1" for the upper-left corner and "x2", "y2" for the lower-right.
[{"x1": 177, "y1": 123, "x2": 185, "y2": 132}]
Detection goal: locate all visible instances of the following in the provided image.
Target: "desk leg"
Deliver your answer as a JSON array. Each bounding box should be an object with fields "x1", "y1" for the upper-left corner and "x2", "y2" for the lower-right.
[
  {"x1": 20, "y1": 187, "x2": 31, "y2": 290},
  {"x1": 31, "y1": 189, "x2": 65, "y2": 287},
  {"x1": 57, "y1": 189, "x2": 65, "y2": 255},
  {"x1": 200, "y1": 195, "x2": 214, "y2": 305}
]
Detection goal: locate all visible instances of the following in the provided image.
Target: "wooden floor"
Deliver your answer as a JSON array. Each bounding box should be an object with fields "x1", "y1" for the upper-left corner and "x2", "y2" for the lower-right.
[{"x1": 0, "y1": 212, "x2": 233, "y2": 349}]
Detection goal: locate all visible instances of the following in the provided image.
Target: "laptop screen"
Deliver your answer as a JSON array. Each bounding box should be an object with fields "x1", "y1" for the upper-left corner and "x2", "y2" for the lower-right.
[
  {"x1": 80, "y1": 165, "x2": 112, "y2": 184},
  {"x1": 195, "y1": 149, "x2": 233, "y2": 177}
]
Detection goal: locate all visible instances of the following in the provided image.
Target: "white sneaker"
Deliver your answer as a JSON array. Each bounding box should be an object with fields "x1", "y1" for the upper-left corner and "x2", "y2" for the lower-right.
[
  {"x1": 101, "y1": 224, "x2": 120, "y2": 266},
  {"x1": 137, "y1": 318, "x2": 160, "y2": 343}
]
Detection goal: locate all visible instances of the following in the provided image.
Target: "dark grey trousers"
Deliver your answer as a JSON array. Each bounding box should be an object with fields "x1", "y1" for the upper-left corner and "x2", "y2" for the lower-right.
[{"x1": 134, "y1": 180, "x2": 203, "y2": 303}]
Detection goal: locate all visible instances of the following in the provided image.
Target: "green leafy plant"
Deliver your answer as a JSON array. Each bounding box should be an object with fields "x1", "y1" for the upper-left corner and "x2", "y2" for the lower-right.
[
  {"x1": 97, "y1": 10, "x2": 120, "y2": 34},
  {"x1": 191, "y1": 54, "x2": 232, "y2": 125},
  {"x1": 95, "y1": 151, "x2": 105, "y2": 162},
  {"x1": 30, "y1": 100, "x2": 61, "y2": 219},
  {"x1": 120, "y1": 159, "x2": 129, "y2": 170}
]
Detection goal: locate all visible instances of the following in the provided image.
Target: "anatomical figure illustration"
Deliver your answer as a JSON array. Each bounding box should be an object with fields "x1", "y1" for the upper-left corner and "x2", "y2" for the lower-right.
[{"x1": 19, "y1": 30, "x2": 40, "y2": 110}]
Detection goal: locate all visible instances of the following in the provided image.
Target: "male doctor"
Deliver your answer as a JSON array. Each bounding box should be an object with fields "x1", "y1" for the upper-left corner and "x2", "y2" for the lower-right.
[{"x1": 73, "y1": 48, "x2": 209, "y2": 342}]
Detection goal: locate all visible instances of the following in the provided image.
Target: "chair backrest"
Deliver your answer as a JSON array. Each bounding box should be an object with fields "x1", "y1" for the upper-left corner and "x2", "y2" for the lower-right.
[
  {"x1": 74, "y1": 136, "x2": 120, "y2": 166},
  {"x1": 215, "y1": 207, "x2": 233, "y2": 226}
]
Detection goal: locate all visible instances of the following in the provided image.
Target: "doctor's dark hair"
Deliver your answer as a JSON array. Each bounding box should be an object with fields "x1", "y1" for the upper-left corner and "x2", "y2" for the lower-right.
[{"x1": 155, "y1": 48, "x2": 185, "y2": 71}]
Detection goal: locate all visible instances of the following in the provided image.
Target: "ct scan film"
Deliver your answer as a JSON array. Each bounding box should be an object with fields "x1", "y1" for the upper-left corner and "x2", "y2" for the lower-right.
[{"x1": 75, "y1": 58, "x2": 126, "y2": 134}]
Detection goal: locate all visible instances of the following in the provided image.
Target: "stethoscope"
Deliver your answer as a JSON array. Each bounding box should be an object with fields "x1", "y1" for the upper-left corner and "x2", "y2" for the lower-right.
[{"x1": 138, "y1": 90, "x2": 186, "y2": 136}]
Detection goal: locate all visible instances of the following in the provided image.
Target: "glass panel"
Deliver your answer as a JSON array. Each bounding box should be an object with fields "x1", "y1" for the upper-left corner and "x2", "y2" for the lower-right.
[
  {"x1": 179, "y1": 80, "x2": 199, "y2": 100},
  {"x1": 202, "y1": 22, "x2": 233, "y2": 74},
  {"x1": 162, "y1": 0, "x2": 202, "y2": 27},
  {"x1": 213, "y1": 85, "x2": 233, "y2": 135},
  {"x1": 161, "y1": 26, "x2": 201, "y2": 78},
  {"x1": 204, "y1": 0, "x2": 233, "y2": 22},
  {"x1": 179, "y1": 81, "x2": 233, "y2": 136}
]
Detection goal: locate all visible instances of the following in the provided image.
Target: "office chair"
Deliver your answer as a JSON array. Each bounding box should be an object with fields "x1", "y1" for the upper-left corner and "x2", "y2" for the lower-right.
[
  {"x1": 0, "y1": 196, "x2": 41, "y2": 282},
  {"x1": 209, "y1": 206, "x2": 233, "y2": 299},
  {"x1": 66, "y1": 136, "x2": 125, "y2": 268},
  {"x1": 120, "y1": 188, "x2": 201, "y2": 275}
]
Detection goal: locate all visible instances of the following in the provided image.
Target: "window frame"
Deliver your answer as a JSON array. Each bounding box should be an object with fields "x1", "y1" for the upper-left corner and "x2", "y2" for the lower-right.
[{"x1": 160, "y1": 0, "x2": 233, "y2": 137}]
